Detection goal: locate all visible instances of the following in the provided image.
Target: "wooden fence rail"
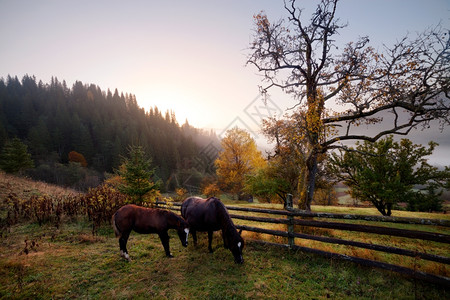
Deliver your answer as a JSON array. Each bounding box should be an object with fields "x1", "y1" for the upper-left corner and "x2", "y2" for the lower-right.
[
  {"x1": 155, "y1": 201, "x2": 450, "y2": 287},
  {"x1": 234, "y1": 224, "x2": 450, "y2": 264},
  {"x1": 229, "y1": 214, "x2": 450, "y2": 243},
  {"x1": 225, "y1": 205, "x2": 450, "y2": 227},
  {"x1": 156, "y1": 201, "x2": 450, "y2": 227}
]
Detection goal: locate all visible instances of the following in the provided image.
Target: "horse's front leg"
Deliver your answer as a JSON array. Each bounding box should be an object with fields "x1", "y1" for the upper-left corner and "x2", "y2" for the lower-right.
[
  {"x1": 222, "y1": 229, "x2": 229, "y2": 249},
  {"x1": 158, "y1": 231, "x2": 173, "y2": 258},
  {"x1": 208, "y1": 231, "x2": 213, "y2": 253}
]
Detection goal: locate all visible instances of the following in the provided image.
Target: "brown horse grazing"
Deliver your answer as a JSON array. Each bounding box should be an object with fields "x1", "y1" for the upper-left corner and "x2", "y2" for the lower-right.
[
  {"x1": 112, "y1": 204, "x2": 189, "y2": 261},
  {"x1": 181, "y1": 197, "x2": 244, "y2": 264}
]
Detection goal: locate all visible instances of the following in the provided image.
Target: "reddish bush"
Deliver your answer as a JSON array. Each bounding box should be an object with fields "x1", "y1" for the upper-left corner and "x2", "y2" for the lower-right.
[{"x1": 68, "y1": 151, "x2": 88, "y2": 167}]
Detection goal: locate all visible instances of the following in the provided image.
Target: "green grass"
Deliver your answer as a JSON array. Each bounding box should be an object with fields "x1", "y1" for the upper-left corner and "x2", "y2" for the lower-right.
[
  {"x1": 0, "y1": 176, "x2": 448, "y2": 299},
  {"x1": 0, "y1": 219, "x2": 448, "y2": 299}
]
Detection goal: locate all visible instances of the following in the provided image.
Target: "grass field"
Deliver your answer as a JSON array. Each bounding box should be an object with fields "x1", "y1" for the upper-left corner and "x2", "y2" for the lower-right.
[
  {"x1": 0, "y1": 220, "x2": 448, "y2": 299},
  {"x1": 0, "y1": 173, "x2": 449, "y2": 299}
]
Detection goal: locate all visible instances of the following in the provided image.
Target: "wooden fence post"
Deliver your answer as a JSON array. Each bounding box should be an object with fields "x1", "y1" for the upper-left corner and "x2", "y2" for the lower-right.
[{"x1": 286, "y1": 194, "x2": 294, "y2": 248}]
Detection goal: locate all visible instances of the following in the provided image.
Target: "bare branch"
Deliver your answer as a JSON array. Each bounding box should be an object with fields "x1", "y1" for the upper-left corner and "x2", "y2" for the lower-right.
[{"x1": 247, "y1": 0, "x2": 449, "y2": 209}]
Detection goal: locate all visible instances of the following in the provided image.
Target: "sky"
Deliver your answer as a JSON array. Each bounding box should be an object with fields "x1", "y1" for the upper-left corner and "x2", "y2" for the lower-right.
[{"x1": 1, "y1": 0, "x2": 449, "y2": 165}]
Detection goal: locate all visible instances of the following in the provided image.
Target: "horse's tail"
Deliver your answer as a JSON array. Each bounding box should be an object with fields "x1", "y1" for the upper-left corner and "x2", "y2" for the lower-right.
[{"x1": 112, "y1": 212, "x2": 121, "y2": 238}]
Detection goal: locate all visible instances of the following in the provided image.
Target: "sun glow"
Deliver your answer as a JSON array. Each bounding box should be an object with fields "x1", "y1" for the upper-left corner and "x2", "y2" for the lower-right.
[{"x1": 136, "y1": 86, "x2": 204, "y2": 127}]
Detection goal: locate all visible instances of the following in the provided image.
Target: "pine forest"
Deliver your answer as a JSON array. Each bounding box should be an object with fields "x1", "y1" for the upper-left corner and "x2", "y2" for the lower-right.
[{"x1": 0, "y1": 75, "x2": 219, "y2": 190}]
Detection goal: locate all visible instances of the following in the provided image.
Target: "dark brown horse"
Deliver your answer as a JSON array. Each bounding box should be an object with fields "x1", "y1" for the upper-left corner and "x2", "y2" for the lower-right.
[
  {"x1": 112, "y1": 204, "x2": 189, "y2": 261},
  {"x1": 181, "y1": 196, "x2": 244, "y2": 264}
]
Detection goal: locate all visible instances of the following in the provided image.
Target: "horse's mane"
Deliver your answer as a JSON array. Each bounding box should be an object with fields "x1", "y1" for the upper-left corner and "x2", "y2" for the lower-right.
[{"x1": 209, "y1": 197, "x2": 236, "y2": 233}]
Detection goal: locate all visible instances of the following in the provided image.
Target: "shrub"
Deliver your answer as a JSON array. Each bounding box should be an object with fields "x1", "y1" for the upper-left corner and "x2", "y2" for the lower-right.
[
  {"x1": 202, "y1": 183, "x2": 221, "y2": 198},
  {"x1": 79, "y1": 184, "x2": 130, "y2": 234},
  {"x1": 2, "y1": 184, "x2": 129, "y2": 234},
  {"x1": 68, "y1": 151, "x2": 88, "y2": 167},
  {"x1": 175, "y1": 188, "x2": 188, "y2": 201},
  {"x1": 2, "y1": 192, "x2": 64, "y2": 228}
]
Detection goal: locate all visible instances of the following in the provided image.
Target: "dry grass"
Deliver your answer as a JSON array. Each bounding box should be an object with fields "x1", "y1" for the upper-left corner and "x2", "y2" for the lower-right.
[
  {"x1": 225, "y1": 200, "x2": 450, "y2": 278},
  {"x1": 0, "y1": 172, "x2": 78, "y2": 200}
]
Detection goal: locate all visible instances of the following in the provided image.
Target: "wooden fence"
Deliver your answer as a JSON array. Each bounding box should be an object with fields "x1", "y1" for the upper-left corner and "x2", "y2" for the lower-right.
[{"x1": 155, "y1": 200, "x2": 450, "y2": 287}]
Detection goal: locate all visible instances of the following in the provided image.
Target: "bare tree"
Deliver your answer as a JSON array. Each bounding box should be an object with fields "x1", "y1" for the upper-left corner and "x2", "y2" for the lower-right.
[{"x1": 247, "y1": 0, "x2": 450, "y2": 210}]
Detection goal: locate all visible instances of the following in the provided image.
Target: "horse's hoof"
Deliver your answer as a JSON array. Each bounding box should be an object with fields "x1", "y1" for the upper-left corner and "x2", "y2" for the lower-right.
[
  {"x1": 123, "y1": 253, "x2": 131, "y2": 261},
  {"x1": 167, "y1": 253, "x2": 174, "y2": 258}
]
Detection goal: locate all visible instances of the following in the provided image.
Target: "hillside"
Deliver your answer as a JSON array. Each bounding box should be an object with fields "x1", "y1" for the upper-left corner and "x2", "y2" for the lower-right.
[{"x1": 0, "y1": 171, "x2": 78, "y2": 200}]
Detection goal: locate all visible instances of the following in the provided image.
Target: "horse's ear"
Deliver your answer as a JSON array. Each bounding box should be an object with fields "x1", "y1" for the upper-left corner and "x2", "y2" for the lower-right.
[{"x1": 238, "y1": 229, "x2": 243, "y2": 236}]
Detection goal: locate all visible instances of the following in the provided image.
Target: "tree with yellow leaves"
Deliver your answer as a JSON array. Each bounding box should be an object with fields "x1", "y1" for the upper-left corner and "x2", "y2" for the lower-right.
[
  {"x1": 248, "y1": 0, "x2": 449, "y2": 210},
  {"x1": 215, "y1": 128, "x2": 265, "y2": 200}
]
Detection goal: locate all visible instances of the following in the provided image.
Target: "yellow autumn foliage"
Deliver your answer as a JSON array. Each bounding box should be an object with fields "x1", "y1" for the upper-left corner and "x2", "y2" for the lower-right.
[{"x1": 215, "y1": 127, "x2": 266, "y2": 199}]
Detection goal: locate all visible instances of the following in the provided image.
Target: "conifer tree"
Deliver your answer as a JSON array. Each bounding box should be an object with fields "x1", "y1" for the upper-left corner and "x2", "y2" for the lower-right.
[
  {"x1": 0, "y1": 138, "x2": 34, "y2": 174},
  {"x1": 116, "y1": 145, "x2": 160, "y2": 205}
]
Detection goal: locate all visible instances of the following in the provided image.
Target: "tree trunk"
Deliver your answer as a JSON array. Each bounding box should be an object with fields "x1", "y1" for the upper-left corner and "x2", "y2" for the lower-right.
[
  {"x1": 386, "y1": 203, "x2": 392, "y2": 217},
  {"x1": 372, "y1": 199, "x2": 389, "y2": 216},
  {"x1": 298, "y1": 152, "x2": 318, "y2": 211}
]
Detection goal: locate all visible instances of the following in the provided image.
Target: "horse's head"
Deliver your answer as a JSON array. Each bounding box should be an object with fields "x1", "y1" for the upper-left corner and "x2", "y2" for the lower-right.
[
  {"x1": 177, "y1": 218, "x2": 189, "y2": 247},
  {"x1": 229, "y1": 230, "x2": 244, "y2": 264}
]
